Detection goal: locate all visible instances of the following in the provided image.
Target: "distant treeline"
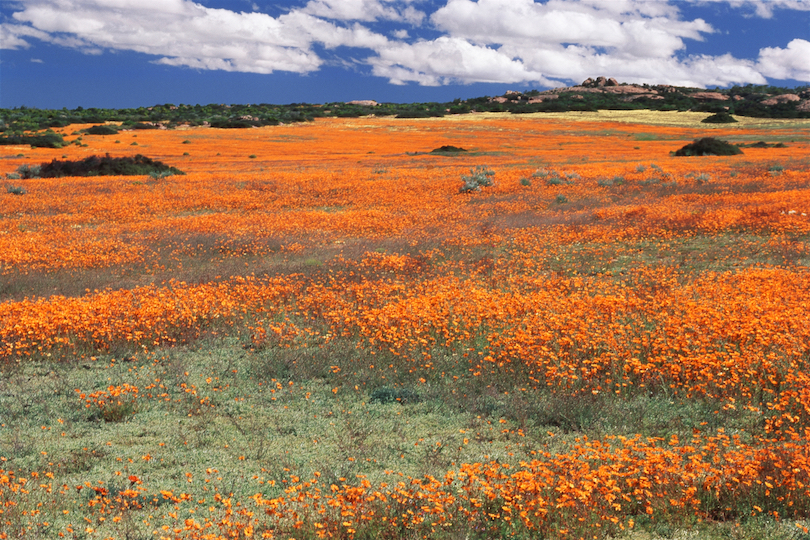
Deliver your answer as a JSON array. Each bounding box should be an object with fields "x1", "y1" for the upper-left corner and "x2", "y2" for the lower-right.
[{"x1": 1, "y1": 83, "x2": 808, "y2": 138}]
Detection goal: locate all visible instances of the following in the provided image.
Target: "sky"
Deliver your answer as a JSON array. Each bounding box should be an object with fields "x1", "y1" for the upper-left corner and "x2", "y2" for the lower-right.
[{"x1": 1, "y1": 0, "x2": 809, "y2": 109}]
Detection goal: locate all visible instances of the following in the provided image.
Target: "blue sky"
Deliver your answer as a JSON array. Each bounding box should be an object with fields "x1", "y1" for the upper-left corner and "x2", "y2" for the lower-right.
[{"x1": 1, "y1": 0, "x2": 809, "y2": 109}]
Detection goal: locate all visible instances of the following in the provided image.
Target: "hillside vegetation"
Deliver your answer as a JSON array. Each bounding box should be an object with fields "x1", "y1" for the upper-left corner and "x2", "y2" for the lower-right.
[{"x1": 1, "y1": 80, "x2": 808, "y2": 141}]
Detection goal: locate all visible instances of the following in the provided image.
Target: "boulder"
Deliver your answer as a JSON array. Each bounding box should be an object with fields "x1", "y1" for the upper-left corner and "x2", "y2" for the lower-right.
[
  {"x1": 761, "y1": 94, "x2": 800, "y2": 105},
  {"x1": 690, "y1": 92, "x2": 729, "y2": 101}
]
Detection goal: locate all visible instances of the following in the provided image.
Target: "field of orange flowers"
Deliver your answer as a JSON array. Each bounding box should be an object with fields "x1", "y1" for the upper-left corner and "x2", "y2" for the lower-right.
[{"x1": 1, "y1": 112, "x2": 810, "y2": 540}]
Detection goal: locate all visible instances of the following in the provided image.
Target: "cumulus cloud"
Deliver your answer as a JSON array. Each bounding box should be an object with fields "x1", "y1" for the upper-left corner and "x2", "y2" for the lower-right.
[
  {"x1": 0, "y1": 0, "x2": 807, "y2": 88},
  {"x1": 685, "y1": 0, "x2": 810, "y2": 18},
  {"x1": 302, "y1": 0, "x2": 425, "y2": 24},
  {"x1": 369, "y1": 36, "x2": 549, "y2": 85},
  {"x1": 758, "y1": 39, "x2": 810, "y2": 81},
  {"x1": 2, "y1": 0, "x2": 390, "y2": 73},
  {"x1": 0, "y1": 22, "x2": 51, "y2": 49}
]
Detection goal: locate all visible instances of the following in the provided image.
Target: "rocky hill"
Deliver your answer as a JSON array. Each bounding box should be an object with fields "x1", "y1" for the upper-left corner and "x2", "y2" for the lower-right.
[{"x1": 485, "y1": 76, "x2": 810, "y2": 117}]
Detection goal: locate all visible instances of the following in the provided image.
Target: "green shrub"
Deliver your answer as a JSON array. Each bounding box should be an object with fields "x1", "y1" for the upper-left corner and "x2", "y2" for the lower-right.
[
  {"x1": 84, "y1": 124, "x2": 119, "y2": 135},
  {"x1": 6, "y1": 185, "x2": 26, "y2": 195},
  {"x1": 15, "y1": 164, "x2": 41, "y2": 179},
  {"x1": 459, "y1": 165, "x2": 495, "y2": 193},
  {"x1": 520, "y1": 177, "x2": 532, "y2": 186},
  {"x1": 430, "y1": 145, "x2": 467, "y2": 154},
  {"x1": 674, "y1": 138, "x2": 743, "y2": 156},
  {"x1": 695, "y1": 173, "x2": 711, "y2": 184},
  {"x1": 702, "y1": 111, "x2": 737, "y2": 124},
  {"x1": 555, "y1": 194, "x2": 568, "y2": 204},
  {"x1": 29, "y1": 154, "x2": 184, "y2": 178},
  {"x1": 0, "y1": 132, "x2": 65, "y2": 148}
]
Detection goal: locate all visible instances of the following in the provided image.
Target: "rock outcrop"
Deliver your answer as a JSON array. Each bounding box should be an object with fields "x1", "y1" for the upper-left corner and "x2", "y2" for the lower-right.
[
  {"x1": 690, "y1": 92, "x2": 729, "y2": 101},
  {"x1": 761, "y1": 94, "x2": 800, "y2": 105}
]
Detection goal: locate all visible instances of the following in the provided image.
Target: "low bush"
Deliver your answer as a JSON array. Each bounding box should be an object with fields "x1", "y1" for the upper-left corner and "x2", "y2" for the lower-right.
[
  {"x1": 430, "y1": 145, "x2": 467, "y2": 154},
  {"x1": 459, "y1": 165, "x2": 495, "y2": 193},
  {"x1": 14, "y1": 164, "x2": 41, "y2": 179},
  {"x1": 701, "y1": 112, "x2": 737, "y2": 124},
  {"x1": 674, "y1": 137, "x2": 743, "y2": 156},
  {"x1": 19, "y1": 154, "x2": 184, "y2": 178},
  {"x1": 84, "y1": 125, "x2": 119, "y2": 135},
  {"x1": 0, "y1": 131, "x2": 65, "y2": 148}
]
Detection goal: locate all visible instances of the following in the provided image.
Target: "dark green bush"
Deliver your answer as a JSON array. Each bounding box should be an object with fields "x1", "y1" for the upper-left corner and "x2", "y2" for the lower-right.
[
  {"x1": 210, "y1": 119, "x2": 257, "y2": 129},
  {"x1": 701, "y1": 112, "x2": 737, "y2": 124},
  {"x1": 0, "y1": 132, "x2": 65, "y2": 148},
  {"x1": 29, "y1": 154, "x2": 184, "y2": 178},
  {"x1": 430, "y1": 145, "x2": 467, "y2": 154},
  {"x1": 84, "y1": 125, "x2": 119, "y2": 135},
  {"x1": 674, "y1": 138, "x2": 743, "y2": 156}
]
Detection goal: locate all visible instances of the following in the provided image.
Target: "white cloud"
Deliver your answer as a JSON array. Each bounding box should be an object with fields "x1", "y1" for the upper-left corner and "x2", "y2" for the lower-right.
[
  {"x1": 0, "y1": 0, "x2": 807, "y2": 89},
  {"x1": 369, "y1": 36, "x2": 549, "y2": 86},
  {"x1": 301, "y1": 0, "x2": 425, "y2": 24},
  {"x1": 0, "y1": 23, "x2": 51, "y2": 49},
  {"x1": 685, "y1": 0, "x2": 810, "y2": 18},
  {"x1": 431, "y1": 0, "x2": 713, "y2": 56},
  {"x1": 758, "y1": 39, "x2": 810, "y2": 81},
  {"x1": 31, "y1": 58, "x2": 44, "y2": 63},
  {"x1": 3, "y1": 0, "x2": 390, "y2": 73}
]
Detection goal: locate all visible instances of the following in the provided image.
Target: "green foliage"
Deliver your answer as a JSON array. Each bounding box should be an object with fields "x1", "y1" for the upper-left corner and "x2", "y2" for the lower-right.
[
  {"x1": 6, "y1": 185, "x2": 26, "y2": 195},
  {"x1": 702, "y1": 111, "x2": 738, "y2": 124},
  {"x1": 555, "y1": 194, "x2": 569, "y2": 204},
  {"x1": 520, "y1": 177, "x2": 532, "y2": 186},
  {"x1": 27, "y1": 154, "x2": 185, "y2": 178},
  {"x1": 0, "y1": 131, "x2": 65, "y2": 148},
  {"x1": 430, "y1": 145, "x2": 467, "y2": 154},
  {"x1": 674, "y1": 137, "x2": 744, "y2": 157},
  {"x1": 15, "y1": 164, "x2": 41, "y2": 179},
  {"x1": 769, "y1": 164, "x2": 785, "y2": 176},
  {"x1": 84, "y1": 124, "x2": 119, "y2": 135},
  {"x1": 369, "y1": 386, "x2": 421, "y2": 405},
  {"x1": 1, "y1": 82, "x2": 807, "y2": 134},
  {"x1": 459, "y1": 165, "x2": 495, "y2": 193}
]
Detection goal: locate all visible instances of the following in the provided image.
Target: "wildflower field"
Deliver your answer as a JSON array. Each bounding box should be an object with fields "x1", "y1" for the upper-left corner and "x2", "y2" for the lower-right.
[{"x1": 2, "y1": 110, "x2": 810, "y2": 540}]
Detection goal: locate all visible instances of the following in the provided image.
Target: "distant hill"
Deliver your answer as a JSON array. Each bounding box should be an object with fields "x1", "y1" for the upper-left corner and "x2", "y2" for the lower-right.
[
  {"x1": 1, "y1": 77, "x2": 808, "y2": 137},
  {"x1": 483, "y1": 76, "x2": 810, "y2": 118}
]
